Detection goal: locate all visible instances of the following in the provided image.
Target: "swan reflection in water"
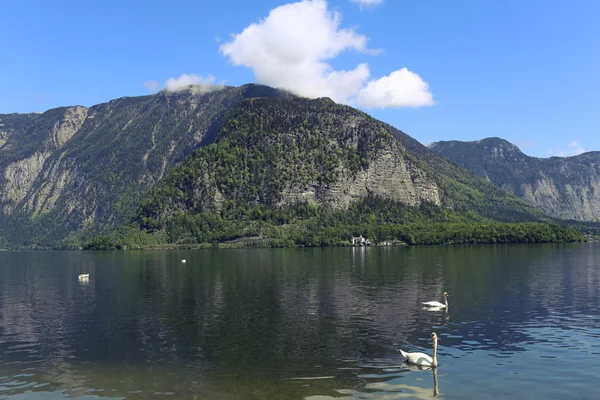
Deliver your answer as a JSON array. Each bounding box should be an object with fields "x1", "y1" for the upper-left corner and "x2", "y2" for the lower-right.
[
  {"x1": 424, "y1": 305, "x2": 450, "y2": 321},
  {"x1": 362, "y1": 366, "x2": 440, "y2": 399},
  {"x1": 303, "y1": 364, "x2": 441, "y2": 399}
]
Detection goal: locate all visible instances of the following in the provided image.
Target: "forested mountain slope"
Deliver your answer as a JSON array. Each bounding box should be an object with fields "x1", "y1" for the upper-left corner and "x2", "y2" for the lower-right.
[{"x1": 101, "y1": 96, "x2": 578, "y2": 249}]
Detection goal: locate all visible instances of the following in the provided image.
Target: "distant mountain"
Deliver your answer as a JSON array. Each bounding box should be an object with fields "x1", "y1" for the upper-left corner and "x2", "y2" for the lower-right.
[
  {"x1": 0, "y1": 86, "x2": 558, "y2": 248},
  {"x1": 430, "y1": 137, "x2": 600, "y2": 221}
]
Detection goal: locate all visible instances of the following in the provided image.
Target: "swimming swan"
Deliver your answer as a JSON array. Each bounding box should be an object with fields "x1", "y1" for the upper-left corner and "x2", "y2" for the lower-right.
[
  {"x1": 78, "y1": 273, "x2": 89, "y2": 280},
  {"x1": 422, "y1": 292, "x2": 448, "y2": 309},
  {"x1": 399, "y1": 332, "x2": 439, "y2": 367}
]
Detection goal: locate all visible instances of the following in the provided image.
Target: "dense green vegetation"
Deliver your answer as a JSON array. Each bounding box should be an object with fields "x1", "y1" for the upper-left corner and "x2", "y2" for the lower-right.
[
  {"x1": 561, "y1": 219, "x2": 600, "y2": 240},
  {"x1": 84, "y1": 196, "x2": 584, "y2": 249}
]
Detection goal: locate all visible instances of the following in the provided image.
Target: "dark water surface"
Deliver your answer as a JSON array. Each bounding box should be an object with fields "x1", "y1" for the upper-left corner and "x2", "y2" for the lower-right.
[{"x1": 0, "y1": 244, "x2": 599, "y2": 399}]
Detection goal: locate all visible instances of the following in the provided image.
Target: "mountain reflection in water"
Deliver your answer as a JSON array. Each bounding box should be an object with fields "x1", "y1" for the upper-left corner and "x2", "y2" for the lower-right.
[{"x1": 0, "y1": 244, "x2": 599, "y2": 399}]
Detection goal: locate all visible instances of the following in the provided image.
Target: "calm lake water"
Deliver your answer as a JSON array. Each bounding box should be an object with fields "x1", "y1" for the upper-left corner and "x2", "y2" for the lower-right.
[{"x1": 0, "y1": 244, "x2": 599, "y2": 399}]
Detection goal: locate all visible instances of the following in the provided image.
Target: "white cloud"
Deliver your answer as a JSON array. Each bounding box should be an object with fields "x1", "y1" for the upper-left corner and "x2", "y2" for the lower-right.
[
  {"x1": 143, "y1": 74, "x2": 225, "y2": 94},
  {"x1": 143, "y1": 80, "x2": 159, "y2": 93},
  {"x1": 220, "y1": 0, "x2": 432, "y2": 109},
  {"x1": 356, "y1": 68, "x2": 434, "y2": 108},
  {"x1": 165, "y1": 74, "x2": 219, "y2": 92},
  {"x1": 549, "y1": 141, "x2": 585, "y2": 157},
  {"x1": 351, "y1": 0, "x2": 384, "y2": 9}
]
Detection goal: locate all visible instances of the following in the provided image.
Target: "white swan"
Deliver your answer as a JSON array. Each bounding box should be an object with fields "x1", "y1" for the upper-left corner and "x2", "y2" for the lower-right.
[
  {"x1": 422, "y1": 292, "x2": 448, "y2": 309},
  {"x1": 181, "y1": 259, "x2": 187, "y2": 263},
  {"x1": 78, "y1": 273, "x2": 89, "y2": 280},
  {"x1": 399, "y1": 332, "x2": 439, "y2": 367}
]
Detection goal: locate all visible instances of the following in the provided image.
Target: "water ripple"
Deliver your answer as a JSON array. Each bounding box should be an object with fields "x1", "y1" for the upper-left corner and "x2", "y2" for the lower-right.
[{"x1": 1, "y1": 246, "x2": 599, "y2": 399}]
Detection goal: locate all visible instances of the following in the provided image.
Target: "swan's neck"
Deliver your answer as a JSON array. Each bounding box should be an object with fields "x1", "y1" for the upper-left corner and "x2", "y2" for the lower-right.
[
  {"x1": 432, "y1": 338, "x2": 438, "y2": 367},
  {"x1": 444, "y1": 296, "x2": 448, "y2": 308}
]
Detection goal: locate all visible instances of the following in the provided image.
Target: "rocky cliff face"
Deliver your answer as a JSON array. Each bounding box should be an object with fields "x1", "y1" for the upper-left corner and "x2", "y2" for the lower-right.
[
  {"x1": 0, "y1": 85, "x2": 291, "y2": 245},
  {"x1": 1, "y1": 106, "x2": 87, "y2": 215},
  {"x1": 289, "y1": 149, "x2": 441, "y2": 210},
  {"x1": 430, "y1": 137, "x2": 600, "y2": 221}
]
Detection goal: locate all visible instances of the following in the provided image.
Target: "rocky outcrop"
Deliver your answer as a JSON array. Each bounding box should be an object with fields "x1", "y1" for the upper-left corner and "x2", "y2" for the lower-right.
[
  {"x1": 0, "y1": 106, "x2": 88, "y2": 215},
  {"x1": 2, "y1": 151, "x2": 49, "y2": 213},
  {"x1": 430, "y1": 137, "x2": 600, "y2": 221},
  {"x1": 284, "y1": 149, "x2": 441, "y2": 209}
]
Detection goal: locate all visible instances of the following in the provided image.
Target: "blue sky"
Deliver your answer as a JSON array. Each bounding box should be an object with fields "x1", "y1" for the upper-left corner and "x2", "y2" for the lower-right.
[{"x1": 1, "y1": 0, "x2": 598, "y2": 157}]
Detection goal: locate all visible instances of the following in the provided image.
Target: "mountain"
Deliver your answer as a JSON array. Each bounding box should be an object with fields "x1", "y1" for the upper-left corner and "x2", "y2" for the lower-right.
[
  {"x1": 2, "y1": 86, "x2": 574, "y2": 249},
  {"x1": 135, "y1": 96, "x2": 545, "y2": 222},
  {"x1": 430, "y1": 137, "x2": 600, "y2": 221},
  {"x1": 0, "y1": 84, "x2": 291, "y2": 246},
  {"x1": 116, "y1": 95, "x2": 576, "y2": 250}
]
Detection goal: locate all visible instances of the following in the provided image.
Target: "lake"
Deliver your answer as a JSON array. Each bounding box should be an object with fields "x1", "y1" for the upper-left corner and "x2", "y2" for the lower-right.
[{"x1": 0, "y1": 244, "x2": 599, "y2": 399}]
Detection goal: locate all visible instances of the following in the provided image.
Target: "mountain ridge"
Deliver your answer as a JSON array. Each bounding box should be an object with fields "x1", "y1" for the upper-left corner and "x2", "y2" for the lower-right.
[
  {"x1": 430, "y1": 137, "x2": 600, "y2": 221},
  {"x1": 0, "y1": 85, "x2": 577, "y2": 248},
  {"x1": 0, "y1": 84, "x2": 292, "y2": 246}
]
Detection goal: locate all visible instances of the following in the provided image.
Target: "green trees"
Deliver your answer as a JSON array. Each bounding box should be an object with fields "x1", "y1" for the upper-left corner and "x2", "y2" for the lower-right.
[{"x1": 83, "y1": 194, "x2": 585, "y2": 249}]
